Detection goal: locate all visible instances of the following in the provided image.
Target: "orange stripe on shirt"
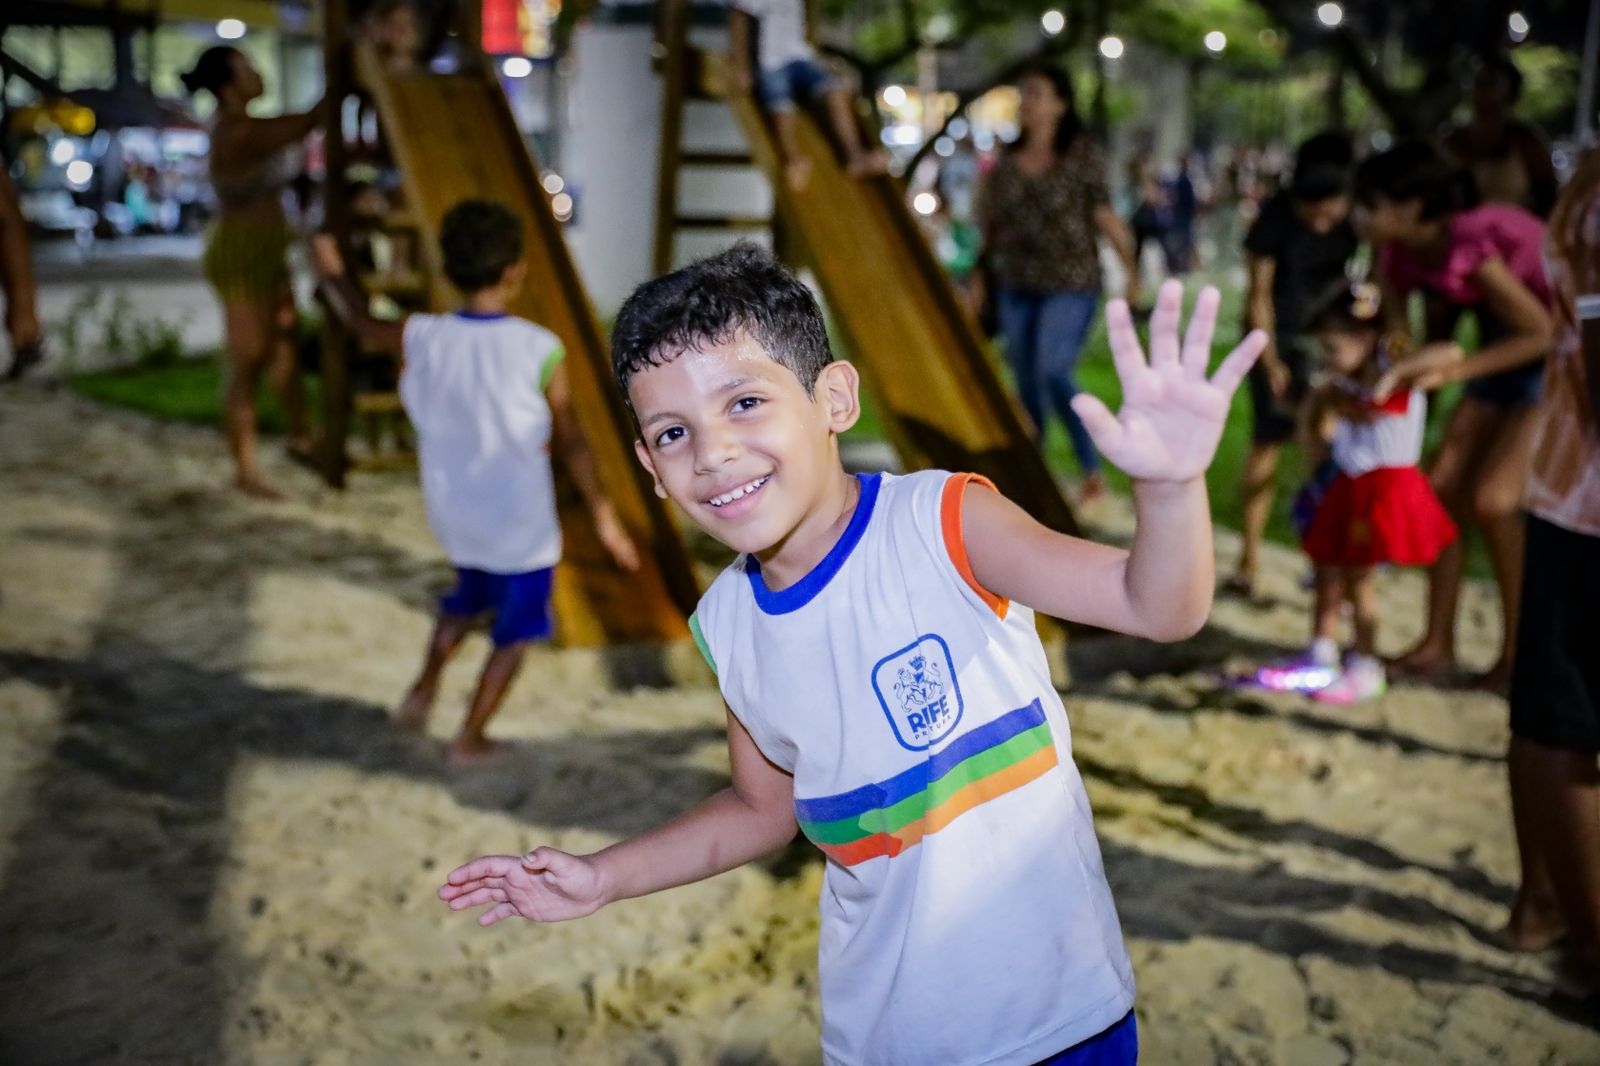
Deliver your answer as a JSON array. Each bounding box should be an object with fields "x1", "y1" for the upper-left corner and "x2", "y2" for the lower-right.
[
  {"x1": 816, "y1": 744, "x2": 1058, "y2": 866},
  {"x1": 940, "y1": 472, "x2": 1009, "y2": 619}
]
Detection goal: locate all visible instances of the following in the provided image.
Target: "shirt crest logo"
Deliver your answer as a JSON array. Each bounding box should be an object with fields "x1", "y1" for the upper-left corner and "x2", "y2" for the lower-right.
[{"x1": 872, "y1": 634, "x2": 964, "y2": 751}]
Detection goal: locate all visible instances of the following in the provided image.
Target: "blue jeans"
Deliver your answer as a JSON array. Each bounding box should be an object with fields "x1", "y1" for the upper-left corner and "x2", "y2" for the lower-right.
[{"x1": 996, "y1": 286, "x2": 1101, "y2": 475}]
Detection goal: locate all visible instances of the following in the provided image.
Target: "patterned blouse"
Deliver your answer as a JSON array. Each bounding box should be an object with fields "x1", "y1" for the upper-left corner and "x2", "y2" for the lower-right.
[
  {"x1": 1525, "y1": 181, "x2": 1600, "y2": 537},
  {"x1": 978, "y1": 136, "x2": 1110, "y2": 293}
]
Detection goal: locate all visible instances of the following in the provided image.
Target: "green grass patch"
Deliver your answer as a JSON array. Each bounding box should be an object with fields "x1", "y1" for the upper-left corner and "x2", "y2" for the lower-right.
[{"x1": 70, "y1": 354, "x2": 315, "y2": 435}]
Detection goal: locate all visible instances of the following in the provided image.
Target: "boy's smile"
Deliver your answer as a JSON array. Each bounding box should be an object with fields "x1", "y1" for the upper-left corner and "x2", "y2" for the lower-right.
[{"x1": 629, "y1": 332, "x2": 861, "y2": 583}]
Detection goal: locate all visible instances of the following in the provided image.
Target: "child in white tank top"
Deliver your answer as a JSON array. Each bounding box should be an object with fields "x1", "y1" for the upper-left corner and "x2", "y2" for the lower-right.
[{"x1": 439, "y1": 244, "x2": 1267, "y2": 1066}]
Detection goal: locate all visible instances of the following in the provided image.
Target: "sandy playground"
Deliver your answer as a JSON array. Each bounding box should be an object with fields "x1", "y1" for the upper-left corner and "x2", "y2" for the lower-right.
[{"x1": 1, "y1": 382, "x2": 1597, "y2": 1065}]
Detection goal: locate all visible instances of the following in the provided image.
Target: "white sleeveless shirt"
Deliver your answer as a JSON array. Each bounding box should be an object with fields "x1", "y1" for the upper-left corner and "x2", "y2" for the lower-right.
[
  {"x1": 692, "y1": 470, "x2": 1135, "y2": 1066},
  {"x1": 1331, "y1": 388, "x2": 1427, "y2": 478}
]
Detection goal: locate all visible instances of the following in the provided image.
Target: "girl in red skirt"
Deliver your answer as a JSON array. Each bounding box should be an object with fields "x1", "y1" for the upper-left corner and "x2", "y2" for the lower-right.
[{"x1": 1259, "y1": 282, "x2": 1460, "y2": 703}]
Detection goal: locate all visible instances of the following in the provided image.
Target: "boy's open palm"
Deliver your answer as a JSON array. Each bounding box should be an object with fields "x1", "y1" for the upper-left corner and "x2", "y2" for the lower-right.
[
  {"x1": 1071, "y1": 280, "x2": 1266, "y2": 483},
  {"x1": 439, "y1": 847, "x2": 607, "y2": 926}
]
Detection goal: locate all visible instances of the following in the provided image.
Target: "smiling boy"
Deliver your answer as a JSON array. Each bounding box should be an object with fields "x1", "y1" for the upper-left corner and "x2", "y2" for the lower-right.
[{"x1": 440, "y1": 244, "x2": 1264, "y2": 1065}]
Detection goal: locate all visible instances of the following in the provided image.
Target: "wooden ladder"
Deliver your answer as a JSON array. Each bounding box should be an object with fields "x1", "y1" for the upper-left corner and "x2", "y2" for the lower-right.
[{"x1": 650, "y1": 0, "x2": 776, "y2": 275}]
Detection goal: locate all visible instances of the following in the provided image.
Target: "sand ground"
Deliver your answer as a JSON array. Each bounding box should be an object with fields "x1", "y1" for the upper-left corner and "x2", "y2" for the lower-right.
[{"x1": 1, "y1": 384, "x2": 1596, "y2": 1065}]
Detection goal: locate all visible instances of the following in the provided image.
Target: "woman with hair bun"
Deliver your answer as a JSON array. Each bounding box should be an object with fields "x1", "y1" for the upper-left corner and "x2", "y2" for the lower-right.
[
  {"x1": 182, "y1": 45, "x2": 324, "y2": 499},
  {"x1": 1356, "y1": 140, "x2": 1555, "y2": 690}
]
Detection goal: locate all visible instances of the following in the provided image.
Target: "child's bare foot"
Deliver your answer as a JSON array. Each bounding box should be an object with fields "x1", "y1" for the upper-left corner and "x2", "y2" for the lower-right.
[
  {"x1": 447, "y1": 736, "x2": 514, "y2": 767},
  {"x1": 785, "y1": 156, "x2": 814, "y2": 192},
  {"x1": 1389, "y1": 643, "x2": 1457, "y2": 685},
  {"x1": 846, "y1": 149, "x2": 889, "y2": 177},
  {"x1": 1499, "y1": 895, "x2": 1567, "y2": 953},
  {"x1": 236, "y1": 475, "x2": 285, "y2": 501},
  {"x1": 394, "y1": 685, "x2": 436, "y2": 734},
  {"x1": 287, "y1": 436, "x2": 318, "y2": 463}
]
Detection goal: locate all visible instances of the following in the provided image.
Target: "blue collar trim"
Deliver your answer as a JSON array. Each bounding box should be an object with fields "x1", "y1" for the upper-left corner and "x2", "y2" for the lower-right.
[
  {"x1": 745, "y1": 473, "x2": 881, "y2": 615},
  {"x1": 454, "y1": 310, "x2": 510, "y2": 321}
]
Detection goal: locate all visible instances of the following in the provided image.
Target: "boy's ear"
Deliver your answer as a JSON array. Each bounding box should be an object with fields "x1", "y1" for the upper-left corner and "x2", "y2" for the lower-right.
[
  {"x1": 817, "y1": 361, "x2": 861, "y2": 435},
  {"x1": 503, "y1": 260, "x2": 529, "y2": 288},
  {"x1": 633, "y1": 438, "x2": 669, "y2": 498}
]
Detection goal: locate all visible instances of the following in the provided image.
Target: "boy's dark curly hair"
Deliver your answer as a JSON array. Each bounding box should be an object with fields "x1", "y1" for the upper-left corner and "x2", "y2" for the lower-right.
[
  {"x1": 439, "y1": 199, "x2": 524, "y2": 293},
  {"x1": 611, "y1": 242, "x2": 832, "y2": 402}
]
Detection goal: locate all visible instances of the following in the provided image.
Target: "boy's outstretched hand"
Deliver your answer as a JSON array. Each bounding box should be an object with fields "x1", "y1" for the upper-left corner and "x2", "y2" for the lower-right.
[
  {"x1": 1071, "y1": 279, "x2": 1266, "y2": 483},
  {"x1": 439, "y1": 847, "x2": 608, "y2": 926}
]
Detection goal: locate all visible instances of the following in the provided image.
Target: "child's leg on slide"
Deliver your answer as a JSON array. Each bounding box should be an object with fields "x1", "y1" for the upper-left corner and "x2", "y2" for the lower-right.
[
  {"x1": 822, "y1": 87, "x2": 884, "y2": 174},
  {"x1": 397, "y1": 612, "x2": 475, "y2": 731},
  {"x1": 450, "y1": 641, "x2": 529, "y2": 763},
  {"x1": 770, "y1": 107, "x2": 812, "y2": 189}
]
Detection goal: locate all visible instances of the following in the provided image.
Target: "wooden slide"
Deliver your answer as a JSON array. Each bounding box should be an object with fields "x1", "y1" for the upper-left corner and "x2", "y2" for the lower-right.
[
  {"x1": 355, "y1": 51, "x2": 698, "y2": 646},
  {"x1": 654, "y1": 3, "x2": 1080, "y2": 539}
]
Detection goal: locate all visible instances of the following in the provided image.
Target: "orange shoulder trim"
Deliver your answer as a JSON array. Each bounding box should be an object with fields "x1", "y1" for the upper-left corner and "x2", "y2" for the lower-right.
[{"x1": 939, "y1": 472, "x2": 1009, "y2": 620}]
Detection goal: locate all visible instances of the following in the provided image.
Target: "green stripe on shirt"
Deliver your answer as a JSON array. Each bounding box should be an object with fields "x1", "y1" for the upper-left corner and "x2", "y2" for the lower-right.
[
  {"x1": 540, "y1": 345, "x2": 566, "y2": 391},
  {"x1": 688, "y1": 611, "x2": 716, "y2": 675}
]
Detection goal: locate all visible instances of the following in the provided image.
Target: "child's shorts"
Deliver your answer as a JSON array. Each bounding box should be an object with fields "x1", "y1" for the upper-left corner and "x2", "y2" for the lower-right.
[
  {"x1": 1031, "y1": 1010, "x2": 1137, "y2": 1065},
  {"x1": 439, "y1": 567, "x2": 554, "y2": 647},
  {"x1": 757, "y1": 58, "x2": 835, "y2": 111}
]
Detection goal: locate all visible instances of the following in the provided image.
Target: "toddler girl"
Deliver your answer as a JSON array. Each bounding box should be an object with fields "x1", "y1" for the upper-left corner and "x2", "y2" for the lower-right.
[{"x1": 1259, "y1": 282, "x2": 1459, "y2": 703}]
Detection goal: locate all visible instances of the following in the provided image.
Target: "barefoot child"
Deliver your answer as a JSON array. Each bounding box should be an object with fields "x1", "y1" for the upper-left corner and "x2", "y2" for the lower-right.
[
  {"x1": 728, "y1": 0, "x2": 888, "y2": 189},
  {"x1": 440, "y1": 245, "x2": 1265, "y2": 1064},
  {"x1": 314, "y1": 199, "x2": 638, "y2": 765},
  {"x1": 1258, "y1": 282, "x2": 1459, "y2": 703}
]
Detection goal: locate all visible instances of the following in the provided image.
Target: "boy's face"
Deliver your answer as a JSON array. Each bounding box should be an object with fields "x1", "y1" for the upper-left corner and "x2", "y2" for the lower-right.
[{"x1": 630, "y1": 333, "x2": 859, "y2": 558}]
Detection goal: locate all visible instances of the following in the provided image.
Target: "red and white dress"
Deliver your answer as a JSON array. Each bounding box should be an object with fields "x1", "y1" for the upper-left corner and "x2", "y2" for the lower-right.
[{"x1": 1302, "y1": 389, "x2": 1457, "y2": 566}]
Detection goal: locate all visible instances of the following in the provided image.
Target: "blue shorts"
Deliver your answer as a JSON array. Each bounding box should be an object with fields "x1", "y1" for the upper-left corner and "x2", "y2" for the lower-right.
[
  {"x1": 1032, "y1": 1011, "x2": 1138, "y2": 1065},
  {"x1": 439, "y1": 567, "x2": 554, "y2": 647},
  {"x1": 757, "y1": 58, "x2": 834, "y2": 111}
]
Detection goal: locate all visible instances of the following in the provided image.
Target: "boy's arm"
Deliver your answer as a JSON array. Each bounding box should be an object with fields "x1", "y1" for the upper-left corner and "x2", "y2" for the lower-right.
[
  {"x1": 1244, "y1": 254, "x2": 1286, "y2": 395},
  {"x1": 545, "y1": 363, "x2": 640, "y2": 571},
  {"x1": 310, "y1": 233, "x2": 407, "y2": 353},
  {"x1": 439, "y1": 708, "x2": 798, "y2": 925},
  {"x1": 963, "y1": 280, "x2": 1265, "y2": 642}
]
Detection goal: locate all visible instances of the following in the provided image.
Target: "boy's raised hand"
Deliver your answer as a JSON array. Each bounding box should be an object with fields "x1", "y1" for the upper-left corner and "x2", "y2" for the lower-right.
[
  {"x1": 439, "y1": 847, "x2": 608, "y2": 926},
  {"x1": 1071, "y1": 279, "x2": 1266, "y2": 483}
]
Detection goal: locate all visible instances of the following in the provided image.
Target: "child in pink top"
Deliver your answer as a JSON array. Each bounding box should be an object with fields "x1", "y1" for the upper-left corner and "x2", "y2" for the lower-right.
[{"x1": 1355, "y1": 141, "x2": 1556, "y2": 691}]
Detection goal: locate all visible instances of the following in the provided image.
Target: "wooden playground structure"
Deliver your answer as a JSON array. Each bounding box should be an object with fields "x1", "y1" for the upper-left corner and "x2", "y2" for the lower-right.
[
  {"x1": 652, "y1": 0, "x2": 1081, "y2": 539},
  {"x1": 317, "y1": 0, "x2": 697, "y2": 647},
  {"x1": 309, "y1": 0, "x2": 1083, "y2": 644}
]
